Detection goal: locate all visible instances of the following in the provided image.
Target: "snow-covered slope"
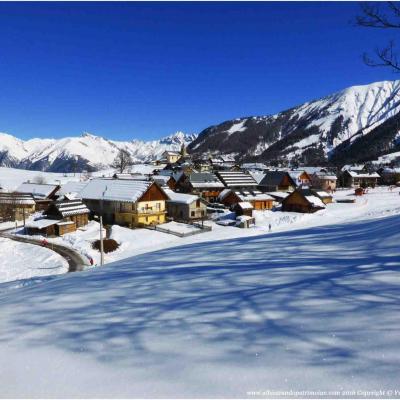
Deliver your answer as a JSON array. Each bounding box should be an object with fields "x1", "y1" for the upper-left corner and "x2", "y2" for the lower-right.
[
  {"x1": 0, "y1": 131, "x2": 196, "y2": 172},
  {"x1": 1, "y1": 211, "x2": 400, "y2": 396},
  {"x1": 189, "y1": 80, "x2": 400, "y2": 165}
]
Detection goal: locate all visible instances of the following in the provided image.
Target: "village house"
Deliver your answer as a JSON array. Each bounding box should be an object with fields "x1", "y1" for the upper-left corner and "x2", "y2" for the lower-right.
[
  {"x1": 340, "y1": 170, "x2": 380, "y2": 188},
  {"x1": 218, "y1": 189, "x2": 274, "y2": 210},
  {"x1": 281, "y1": 188, "x2": 326, "y2": 213},
  {"x1": 311, "y1": 171, "x2": 338, "y2": 191},
  {"x1": 25, "y1": 218, "x2": 64, "y2": 237},
  {"x1": 258, "y1": 171, "x2": 296, "y2": 192},
  {"x1": 164, "y1": 189, "x2": 208, "y2": 222},
  {"x1": 78, "y1": 179, "x2": 169, "y2": 227},
  {"x1": 26, "y1": 197, "x2": 90, "y2": 236},
  {"x1": 162, "y1": 150, "x2": 182, "y2": 165},
  {"x1": 176, "y1": 172, "x2": 225, "y2": 203},
  {"x1": 288, "y1": 170, "x2": 312, "y2": 187},
  {"x1": 15, "y1": 182, "x2": 60, "y2": 211},
  {"x1": 0, "y1": 192, "x2": 36, "y2": 222},
  {"x1": 46, "y1": 197, "x2": 90, "y2": 229}
]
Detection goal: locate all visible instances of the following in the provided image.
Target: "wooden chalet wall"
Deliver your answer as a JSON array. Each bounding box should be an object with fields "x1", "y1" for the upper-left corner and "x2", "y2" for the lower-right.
[
  {"x1": 138, "y1": 183, "x2": 169, "y2": 202},
  {"x1": 252, "y1": 199, "x2": 274, "y2": 210},
  {"x1": 282, "y1": 191, "x2": 315, "y2": 213}
]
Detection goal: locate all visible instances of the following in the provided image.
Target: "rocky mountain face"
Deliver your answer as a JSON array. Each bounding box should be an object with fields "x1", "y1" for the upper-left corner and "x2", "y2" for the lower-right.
[
  {"x1": 188, "y1": 80, "x2": 400, "y2": 166},
  {"x1": 0, "y1": 131, "x2": 196, "y2": 172}
]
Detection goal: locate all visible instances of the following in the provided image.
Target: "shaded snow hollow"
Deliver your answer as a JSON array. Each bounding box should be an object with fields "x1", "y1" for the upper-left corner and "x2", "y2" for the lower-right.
[{"x1": 1, "y1": 214, "x2": 400, "y2": 397}]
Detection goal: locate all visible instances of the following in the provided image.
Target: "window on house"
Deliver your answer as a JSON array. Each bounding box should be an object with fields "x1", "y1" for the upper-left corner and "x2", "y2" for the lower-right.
[
  {"x1": 191, "y1": 211, "x2": 195, "y2": 217},
  {"x1": 196, "y1": 199, "x2": 200, "y2": 207}
]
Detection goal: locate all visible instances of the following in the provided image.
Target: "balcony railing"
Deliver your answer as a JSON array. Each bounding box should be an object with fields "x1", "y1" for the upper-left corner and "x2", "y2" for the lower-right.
[{"x1": 119, "y1": 208, "x2": 166, "y2": 215}]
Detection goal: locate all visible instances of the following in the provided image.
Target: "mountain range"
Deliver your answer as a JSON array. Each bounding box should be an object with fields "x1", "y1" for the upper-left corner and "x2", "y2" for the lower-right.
[
  {"x1": 188, "y1": 80, "x2": 400, "y2": 166},
  {"x1": 1, "y1": 79, "x2": 400, "y2": 172},
  {"x1": 0, "y1": 131, "x2": 196, "y2": 172}
]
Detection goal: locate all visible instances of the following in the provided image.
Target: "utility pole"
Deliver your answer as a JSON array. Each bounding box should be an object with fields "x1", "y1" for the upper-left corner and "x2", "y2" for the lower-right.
[
  {"x1": 99, "y1": 215, "x2": 104, "y2": 266},
  {"x1": 22, "y1": 206, "x2": 26, "y2": 234}
]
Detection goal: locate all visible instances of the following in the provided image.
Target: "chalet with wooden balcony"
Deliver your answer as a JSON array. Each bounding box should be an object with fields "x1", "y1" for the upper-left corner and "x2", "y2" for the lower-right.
[{"x1": 78, "y1": 179, "x2": 169, "y2": 228}]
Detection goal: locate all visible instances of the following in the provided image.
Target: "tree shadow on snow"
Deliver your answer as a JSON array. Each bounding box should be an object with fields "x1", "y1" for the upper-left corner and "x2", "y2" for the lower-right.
[{"x1": 1, "y1": 215, "x2": 400, "y2": 381}]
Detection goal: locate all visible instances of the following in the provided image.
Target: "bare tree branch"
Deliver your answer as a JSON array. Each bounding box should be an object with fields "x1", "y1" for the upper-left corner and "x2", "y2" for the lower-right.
[
  {"x1": 363, "y1": 41, "x2": 400, "y2": 72},
  {"x1": 356, "y1": 2, "x2": 400, "y2": 29},
  {"x1": 357, "y1": 2, "x2": 400, "y2": 73}
]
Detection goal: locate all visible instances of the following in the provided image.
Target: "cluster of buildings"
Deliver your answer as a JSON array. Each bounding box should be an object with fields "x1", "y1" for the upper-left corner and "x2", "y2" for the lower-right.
[{"x1": 0, "y1": 147, "x2": 396, "y2": 237}]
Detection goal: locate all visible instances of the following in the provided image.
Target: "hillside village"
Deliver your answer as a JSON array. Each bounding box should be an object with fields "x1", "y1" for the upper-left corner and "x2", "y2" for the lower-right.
[{"x1": 1, "y1": 144, "x2": 399, "y2": 266}]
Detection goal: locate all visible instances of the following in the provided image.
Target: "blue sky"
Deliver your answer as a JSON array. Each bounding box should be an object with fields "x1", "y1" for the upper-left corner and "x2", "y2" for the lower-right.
[{"x1": 0, "y1": 2, "x2": 397, "y2": 141}]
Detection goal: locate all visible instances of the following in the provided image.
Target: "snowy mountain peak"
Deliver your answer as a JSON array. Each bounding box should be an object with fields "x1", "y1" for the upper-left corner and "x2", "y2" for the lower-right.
[
  {"x1": 0, "y1": 131, "x2": 197, "y2": 172},
  {"x1": 189, "y1": 79, "x2": 400, "y2": 165}
]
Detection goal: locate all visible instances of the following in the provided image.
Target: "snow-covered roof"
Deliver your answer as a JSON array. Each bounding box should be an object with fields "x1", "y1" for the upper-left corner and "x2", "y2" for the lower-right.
[
  {"x1": 315, "y1": 191, "x2": 331, "y2": 198},
  {"x1": 26, "y1": 219, "x2": 61, "y2": 229},
  {"x1": 189, "y1": 173, "x2": 224, "y2": 189},
  {"x1": 314, "y1": 172, "x2": 337, "y2": 180},
  {"x1": 114, "y1": 173, "x2": 149, "y2": 181},
  {"x1": 347, "y1": 171, "x2": 380, "y2": 178},
  {"x1": 50, "y1": 200, "x2": 90, "y2": 217},
  {"x1": 79, "y1": 179, "x2": 154, "y2": 203},
  {"x1": 0, "y1": 193, "x2": 35, "y2": 205},
  {"x1": 236, "y1": 191, "x2": 273, "y2": 202},
  {"x1": 57, "y1": 181, "x2": 89, "y2": 197},
  {"x1": 305, "y1": 195, "x2": 325, "y2": 208},
  {"x1": 301, "y1": 166, "x2": 327, "y2": 174},
  {"x1": 164, "y1": 189, "x2": 199, "y2": 205},
  {"x1": 237, "y1": 201, "x2": 253, "y2": 210},
  {"x1": 267, "y1": 191, "x2": 291, "y2": 200},
  {"x1": 153, "y1": 175, "x2": 171, "y2": 184},
  {"x1": 16, "y1": 183, "x2": 59, "y2": 199},
  {"x1": 341, "y1": 164, "x2": 365, "y2": 172},
  {"x1": 216, "y1": 171, "x2": 258, "y2": 188},
  {"x1": 236, "y1": 215, "x2": 253, "y2": 221}
]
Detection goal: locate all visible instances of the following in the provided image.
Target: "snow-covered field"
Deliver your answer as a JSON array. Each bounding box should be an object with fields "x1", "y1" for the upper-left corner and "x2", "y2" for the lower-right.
[
  {"x1": 0, "y1": 208, "x2": 399, "y2": 397},
  {"x1": 0, "y1": 166, "x2": 82, "y2": 191},
  {"x1": 0, "y1": 165, "x2": 155, "y2": 191},
  {"x1": 0, "y1": 237, "x2": 68, "y2": 284}
]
